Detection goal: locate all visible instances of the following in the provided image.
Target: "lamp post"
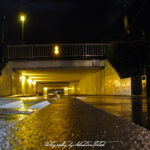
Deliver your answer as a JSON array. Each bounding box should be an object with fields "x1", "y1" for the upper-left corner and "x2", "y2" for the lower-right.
[{"x1": 20, "y1": 15, "x2": 26, "y2": 43}]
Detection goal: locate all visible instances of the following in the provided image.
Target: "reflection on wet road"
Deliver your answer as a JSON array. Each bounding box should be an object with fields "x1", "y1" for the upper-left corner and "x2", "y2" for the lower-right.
[
  {"x1": 1, "y1": 95, "x2": 150, "y2": 131},
  {"x1": 77, "y1": 96, "x2": 150, "y2": 130},
  {"x1": 0, "y1": 97, "x2": 51, "y2": 130},
  {"x1": 1, "y1": 97, "x2": 150, "y2": 150}
]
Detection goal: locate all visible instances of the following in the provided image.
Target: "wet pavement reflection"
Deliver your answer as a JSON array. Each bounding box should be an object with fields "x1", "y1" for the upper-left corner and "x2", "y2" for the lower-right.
[
  {"x1": 0, "y1": 96, "x2": 48, "y2": 129},
  {"x1": 1, "y1": 97, "x2": 150, "y2": 149},
  {"x1": 78, "y1": 96, "x2": 150, "y2": 130}
]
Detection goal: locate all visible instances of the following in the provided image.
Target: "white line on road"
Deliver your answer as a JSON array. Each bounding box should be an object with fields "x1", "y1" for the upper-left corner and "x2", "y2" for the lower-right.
[
  {"x1": 0, "y1": 101, "x2": 24, "y2": 109},
  {"x1": 75, "y1": 97, "x2": 87, "y2": 100},
  {"x1": 28, "y1": 101, "x2": 50, "y2": 109}
]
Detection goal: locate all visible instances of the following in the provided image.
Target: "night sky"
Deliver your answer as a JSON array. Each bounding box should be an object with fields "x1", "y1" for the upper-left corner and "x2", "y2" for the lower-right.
[{"x1": 0, "y1": 0, "x2": 149, "y2": 44}]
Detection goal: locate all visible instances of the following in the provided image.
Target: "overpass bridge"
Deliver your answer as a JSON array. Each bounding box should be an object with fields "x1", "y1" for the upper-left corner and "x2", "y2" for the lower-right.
[
  {"x1": 0, "y1": 43, "x2": 131, "y2": 96},
  {"x1": 6, "y1": 43, "x2": 106, "y2": 60}
]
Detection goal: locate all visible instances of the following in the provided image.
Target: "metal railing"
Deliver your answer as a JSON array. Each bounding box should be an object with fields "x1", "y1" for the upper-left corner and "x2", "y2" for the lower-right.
[{"x1": 7, "y1": 43, "x2": 107, "y2": 60}]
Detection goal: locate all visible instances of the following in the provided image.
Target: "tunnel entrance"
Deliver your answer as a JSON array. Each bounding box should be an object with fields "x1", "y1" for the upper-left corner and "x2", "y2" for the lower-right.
[
  {"x1": 12, "y1": 67, "x2": 102, "y2": 96},
  {"x1": 0, "y1": 59, "x2": 132, "y2": 96}
]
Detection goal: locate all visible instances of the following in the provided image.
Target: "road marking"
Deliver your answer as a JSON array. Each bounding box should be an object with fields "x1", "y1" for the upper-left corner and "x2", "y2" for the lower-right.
[
  {"x1": 52, "y1": 97, "x2": 58, "y2": 100},
  {"x1": 28, "y1": 101, "x2": 50, "y2": 109},
  {"x1": 75, "y1": 97, "x2": 87, "y2": 100},
  {"x1": 0, "y1": 101, "x2": 24, "y2": 109}
]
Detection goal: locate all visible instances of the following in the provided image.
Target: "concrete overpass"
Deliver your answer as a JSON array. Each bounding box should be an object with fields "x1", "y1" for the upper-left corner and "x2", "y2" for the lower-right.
[{"x1": 0, "y1": 43, "x2": 131, "y2": 96}]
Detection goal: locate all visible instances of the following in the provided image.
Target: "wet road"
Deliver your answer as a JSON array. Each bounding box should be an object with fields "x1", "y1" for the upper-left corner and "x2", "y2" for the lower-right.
[
  {"x1": 1, "y1": 95, "x2": 150, "y2": 131},
  {"x1": 0, "y1": 96, "x2": 53, "y2": 130},
  {"x1": 1, "y1": 97, "x2": 150, "y2": 150},
  {"x1": 75, "y1": 96, "x2": 150, "y2": 130}
]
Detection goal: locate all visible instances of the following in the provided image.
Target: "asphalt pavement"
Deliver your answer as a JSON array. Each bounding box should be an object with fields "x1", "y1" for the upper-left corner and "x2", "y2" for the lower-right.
[
  {"x1": 0, "y1": 96, "x2": 52, "y2": 130},
  {"x1": 0, "y1": 96, "x2": 150, "y2": 150}
]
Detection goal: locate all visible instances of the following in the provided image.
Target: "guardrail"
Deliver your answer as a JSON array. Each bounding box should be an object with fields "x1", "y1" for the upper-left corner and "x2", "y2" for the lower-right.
[{"x1": 7, "y1": 43, "x2": 107, "y2": 60}]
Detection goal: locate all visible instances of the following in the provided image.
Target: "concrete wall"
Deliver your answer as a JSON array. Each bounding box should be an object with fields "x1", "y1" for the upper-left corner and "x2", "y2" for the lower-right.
[
  {"x1": 12, "y1": 71, "x2": 21, "y2": 95},
  {"x1": 69, "y1": 60, "x2": 131, "y2": 96},
  {"x1": 0, "y1": 62, "x2": 36, "y2": 96},
  {"x1": 12, "y1": 70, "x2": 36, "y2": 96},
  {"x1": 0, "y1": 63, "x2": 11, "y2": 96}
]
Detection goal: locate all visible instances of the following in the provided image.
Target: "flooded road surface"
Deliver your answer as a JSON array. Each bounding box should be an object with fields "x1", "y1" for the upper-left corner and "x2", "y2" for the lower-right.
[
  {"x1": 75, "y1": 96, "x2": 150, "y2": 130},
  {"x1": 0, "y1": 96, "x2": 51, "y2": 129}
]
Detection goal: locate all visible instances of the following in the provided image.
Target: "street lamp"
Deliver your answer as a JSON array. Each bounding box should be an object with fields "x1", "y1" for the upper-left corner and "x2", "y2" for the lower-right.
[{"x1": 20, "y1": 15, "x2": 26, "y2": 43}]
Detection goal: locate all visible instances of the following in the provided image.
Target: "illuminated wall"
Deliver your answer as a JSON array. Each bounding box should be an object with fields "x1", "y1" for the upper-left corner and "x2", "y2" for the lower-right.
[
  {"x1": 12, "y1": 71, "x2": 36, "y2": 95},
  {"x1": 0, "y1": 63, "x2": 12, "y2": 96},
  {"x1": 12, "y1": 71, "x2": 21, "y2": 95},
  {"x1": 69, "y1": 60, "x2": 131, "y2": 96},
  {"x1": 68, "y1": 82, "x2": 76, "y2": 95}
]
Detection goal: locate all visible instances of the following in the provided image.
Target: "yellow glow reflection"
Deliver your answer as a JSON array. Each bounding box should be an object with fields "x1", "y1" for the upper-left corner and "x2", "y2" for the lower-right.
[
  {"x1": 44, "y1": 87, "x2": 48, "y2": 91},
  {"x1": 114, "y1": 80, "x2": 121, "y2": 87},
  {"x1": 64, "y1": 87, "x2": 69, "y2": 95},
  {"x1": 44, "y1": 87, "x2": 48, "y2": 96},
  {"x1": 28, "y1": 78, "x2": 32, "y2": 85},
  {"x1": 28, "y1": 109, "x2": 33, "y2": 112},
  {"x1": 20, "y1": 97, "x2": 37, "y2": 100},
  {"x1": 18, "y1": 114, "x2": 25, "y2": 120},
  {"x1": 30, "y1": 77, "x2": 43, "y2": 79},
  {"x1": 32, "y1": 81, "x2": 36, "y2": 85},
  {"x1": 20, "y1": 76, "x2": 26, "y2": 83},
  {"x1": 64, "y1": 87, "x2": 69, "y2": 91},
  {"x1": 23, "y1": 74, "x2": 46, "y2": 76},
  {"x1": 19, "y1": 100, "x2": 25, "y2": 111},
  {"x1": 142, "y1": 98, "x2": 148, "y2": 113},
  {"x1": 124, "y1": 16, "x2": 130, "y2": 34}
]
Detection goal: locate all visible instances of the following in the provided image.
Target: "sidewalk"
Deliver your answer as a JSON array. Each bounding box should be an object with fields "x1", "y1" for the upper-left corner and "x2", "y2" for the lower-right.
[{"x1": 1, "y1": 97, "x2": 150, "y2": 149}]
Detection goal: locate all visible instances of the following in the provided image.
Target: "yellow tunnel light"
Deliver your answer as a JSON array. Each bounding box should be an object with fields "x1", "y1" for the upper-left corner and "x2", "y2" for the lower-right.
[
  {"x1": 44, "y1": 87, "x2": 48, "y2": 91},
  {"x1": 20, "y1": 76, "x2": 26, "y2": 83},
  {"x1": 32, "y1": 81, "x2": 36, "y2": 85},
  {"x1": 28, "y1": 78, "x2": 32, "y2": 85},
  {"x1": 64, "y1": 87, "x2": 69, "y2": 91}
]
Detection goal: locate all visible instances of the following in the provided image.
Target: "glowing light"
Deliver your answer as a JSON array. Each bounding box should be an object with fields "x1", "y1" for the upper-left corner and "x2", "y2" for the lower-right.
[
  {"x1": 20, "y1": 76, "x2": 26, "y2": 83},
  {"x1": 64, "y1": 87, "x2": 69, "y2": 91},
  {"x1": 32, "y1": 81, "x2": 36, "y2": 85},
  {"x1": 19, "y1": 114, "x2": 25, "y2": 120},
  {"x1": 19, "y1": 100, "x2": 25, "y2": 111},
  {"x1": 44, "y1": 87, "x2": 48, "y2": 91},
  {"x1": 28, "y1": 78, "x2": 32, "y2": 85},
  {"x1": 44, "y1": 87, "x2": 48, "y2": 96},
  {"x1": 64, "y1": 87, "x2": 69, "y2": 95},
  {"x1": 114, "y1": 80, "x2": 121, "y2": 87},
  {"x1": 54, "y1": 45, "x2": 59, "y2": 55},
  {"x1": 20, "y1": 97, "x2": 37, "y2": 100},
  {"x1": 20, "y1": 15, "x2": 25, "y2": 22},
  {"x1": 124, "y1": 16, "x2": 130, "y2": 34},
  {"x1": 28, "y1": 109, "x2": 33, "y2": 112}
]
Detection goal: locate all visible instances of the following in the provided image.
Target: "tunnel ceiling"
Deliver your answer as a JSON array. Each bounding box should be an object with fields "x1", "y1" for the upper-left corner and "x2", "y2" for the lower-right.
[{"x1": 16, "y1": 67, "x2": 101, "y2": 83}]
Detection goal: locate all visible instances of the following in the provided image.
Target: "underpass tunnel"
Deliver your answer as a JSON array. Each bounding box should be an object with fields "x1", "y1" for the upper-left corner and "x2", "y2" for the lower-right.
[
  {"x1": 38, "y1": 83, "x2": 69, "y2": 96},
  {"x1": 12, "y1": 67, "x2": 102, "y2": 97},
  {"x1": 11, "y1": 60, "x2": 132, "y2": 97}
]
